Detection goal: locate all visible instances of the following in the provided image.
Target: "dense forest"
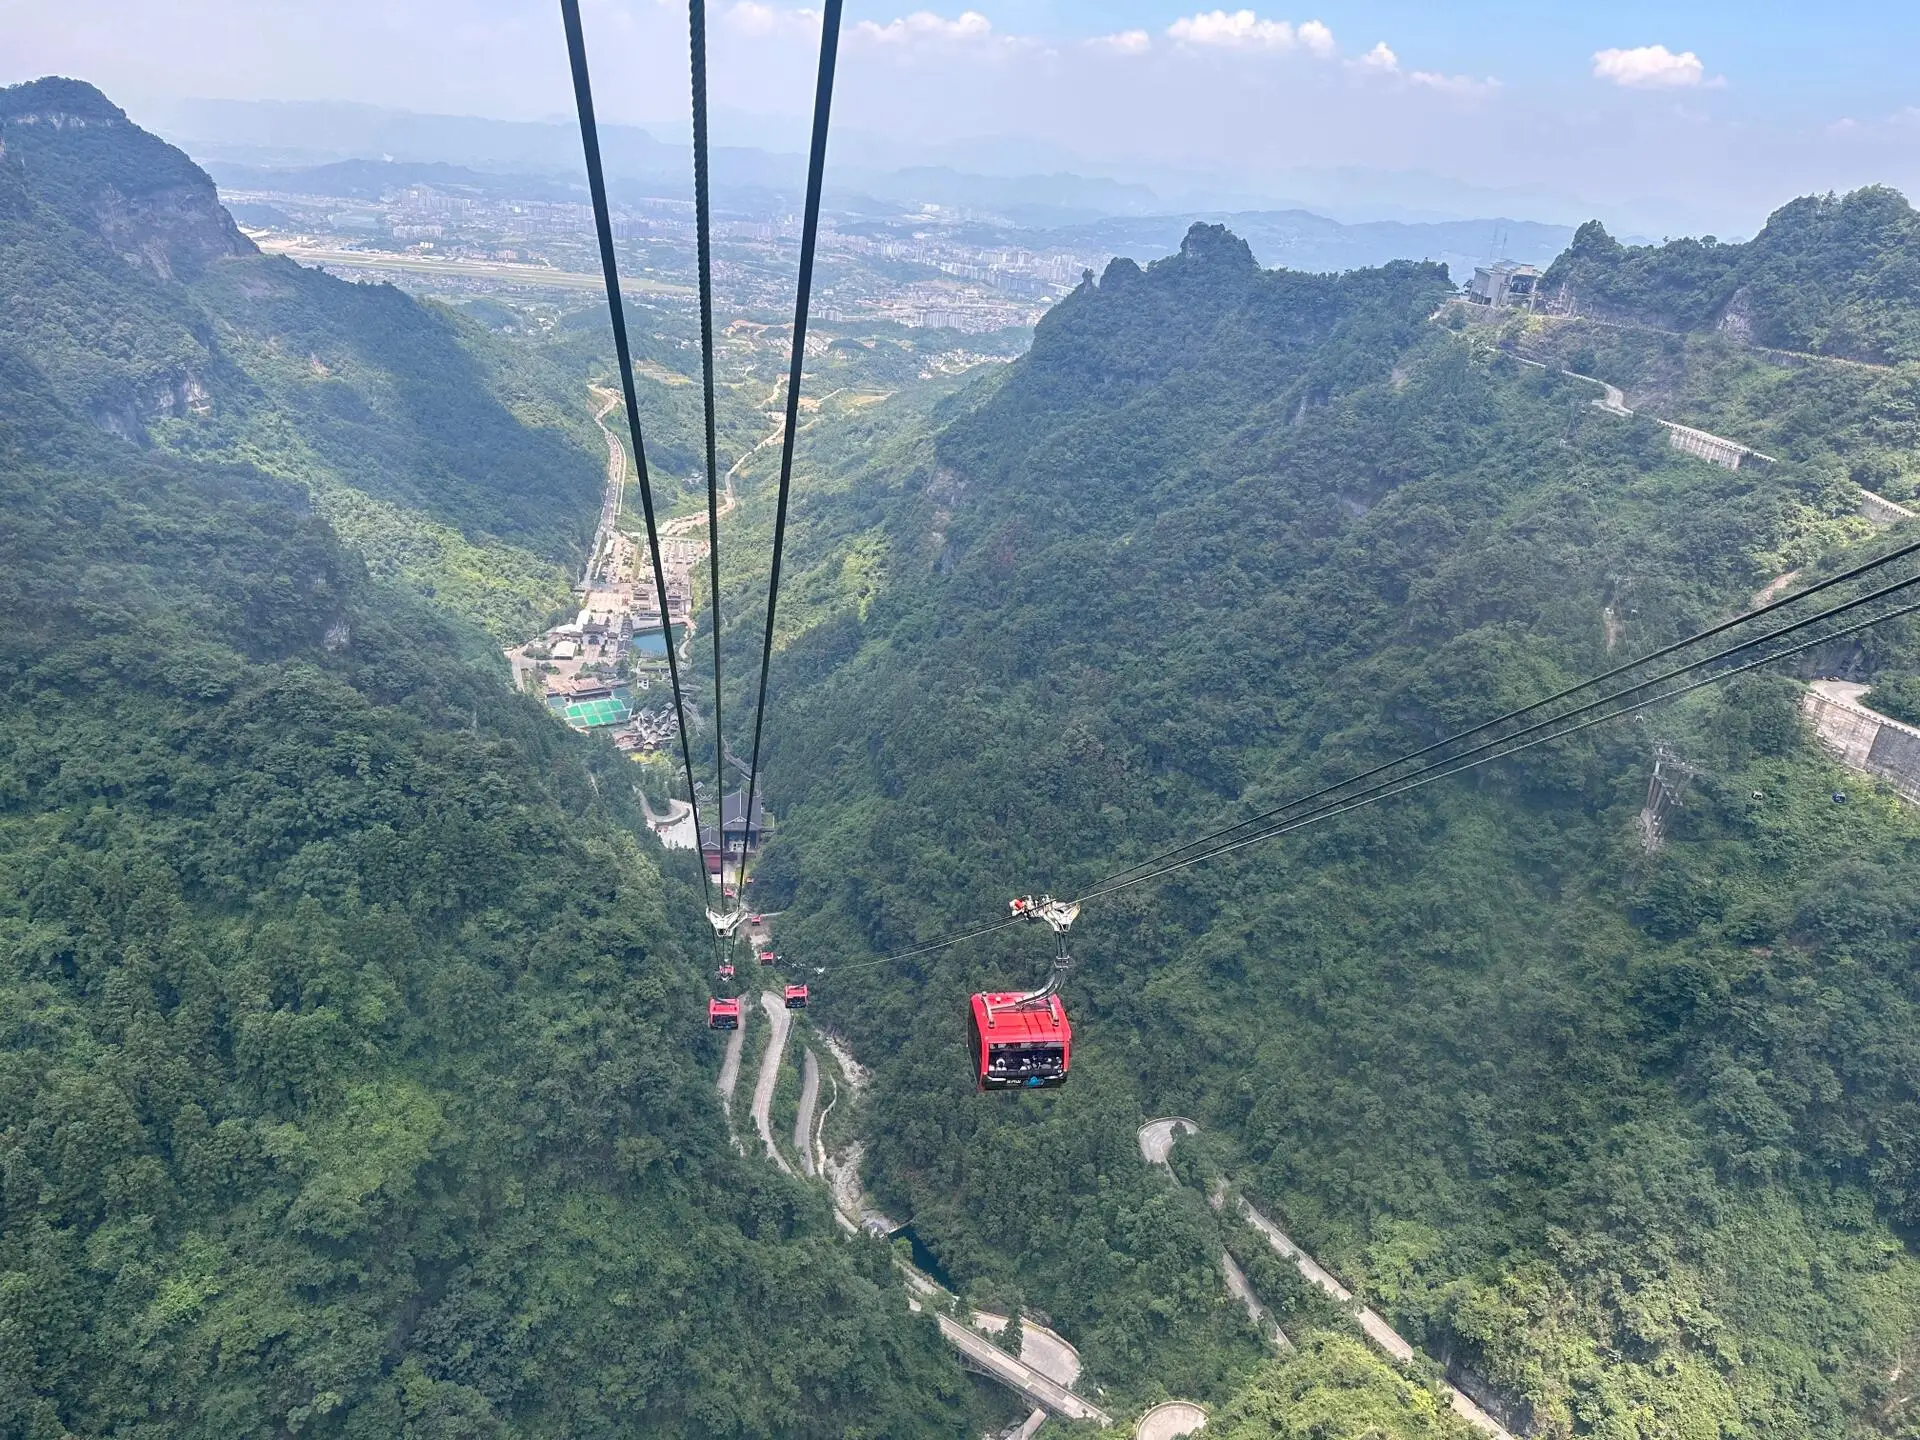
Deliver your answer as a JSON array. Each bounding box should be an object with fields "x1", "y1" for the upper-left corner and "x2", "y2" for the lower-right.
[
  {"x1": 16, "y1": 65, "x2": 1920, "y2": 1439},
  {"x1": 0, "y1": 78, "x2": 974, "y2": 1439},
  {"x1": 1540, "y1": 187, "x2": 1920, "y2": 365},
  {"x1": 739, "y1": 214, "x2": 1920, "y2": 1435}
]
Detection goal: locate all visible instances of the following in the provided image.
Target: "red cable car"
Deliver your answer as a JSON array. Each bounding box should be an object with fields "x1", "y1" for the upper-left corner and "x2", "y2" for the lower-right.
[
  {"x1": 784, "y1": 984, "x2": 809, "y2": 1010},
  {"x1": 970, "y1": 895, "x2": 1080, "y2": 1091},
  {"x1": 758, "y1": 948, "x2": 776, "y2": 966},
  {"x1": 969, "y1": 991, "x2": 1070, "y2": 1089},
  {"x1": 708, "y1": 997, "x2": 740, "y2": 1030},
  {"x1": 718, "y1": 960, "x2": 734, "y2": 980}
]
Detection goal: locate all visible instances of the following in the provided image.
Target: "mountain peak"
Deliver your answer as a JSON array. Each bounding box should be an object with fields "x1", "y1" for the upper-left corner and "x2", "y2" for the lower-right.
[
  {"x1": 0, "y1": 76, "x2": 128, "y2": 127},
  {"x1": 1, "y1": 76, "x2": 253, "y2": 282},
  {"x1": 1178, "y1": 221, "x2": 1258, "y2": 270}
]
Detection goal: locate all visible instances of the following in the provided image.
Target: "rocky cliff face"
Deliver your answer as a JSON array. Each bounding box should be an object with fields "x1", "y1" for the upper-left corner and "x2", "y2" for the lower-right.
[{"x1": 0, "y1": 76, "x2": 255, "y2": 281}]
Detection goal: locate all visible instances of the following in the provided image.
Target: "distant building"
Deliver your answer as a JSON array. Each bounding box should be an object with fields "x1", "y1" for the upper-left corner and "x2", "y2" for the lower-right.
[
  {"x1": 551, "y1": 639, "x2": 578, "y2": 660},
  {"x1": 1467, "y1": 262, "x2": 1543, "y2": 310},
  {"x1": 721, "y1": 791, "x2": 768, "y2": 855}
]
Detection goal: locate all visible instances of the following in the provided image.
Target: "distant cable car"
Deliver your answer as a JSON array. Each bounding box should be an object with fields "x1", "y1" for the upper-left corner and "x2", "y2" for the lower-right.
[
  {"x1": 969, "y1": 991, "x2": 1070, "y2": 1089},
  {"x1": 784, "y1": 983, "x2": 809, "y2": 1010},
  {"x1": 748, "y1": 913, "x2": 763, "y2": 924},
  {"x1": 708, "y1": 997, "x2": 740, "y2": 1030},
  {"x1": 718, "y1": 960, "x2": 734, "y2": 980},
  {"x1": 969, "y1": 896, "x2": 1080, "y2": 1091},
  {"x1": 758, "y1": 948, "x2": 776, "y2": 965}
]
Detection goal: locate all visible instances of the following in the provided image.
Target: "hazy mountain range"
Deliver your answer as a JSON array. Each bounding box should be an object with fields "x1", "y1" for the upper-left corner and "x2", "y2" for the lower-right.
[{"x1": 158, "y1": 96, "x2": 1583, "y2": 274}]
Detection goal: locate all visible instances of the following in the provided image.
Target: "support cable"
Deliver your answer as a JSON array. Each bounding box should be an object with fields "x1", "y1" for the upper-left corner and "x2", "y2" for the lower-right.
[
  {"x1": 1075, "y1": 592, "x2": 1920, "y2": 904},
  {"x1": 560, "y1": 0, "x2": 711, "y2": 907},
  {"x1": 689, "y1": 0, "x2": 728, "y2": 886},
  {"x1": 1094, "y1": 534, "x2": 1920, "y2": 890},
  {"x1": 813, "y1": 568, "x2": 1920, "y2": 974},
  {"x1": 738, "y1": 0, "x2": 843, "y2": 894}
]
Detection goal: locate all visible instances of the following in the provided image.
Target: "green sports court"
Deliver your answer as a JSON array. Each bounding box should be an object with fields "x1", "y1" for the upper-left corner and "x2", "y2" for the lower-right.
[{"x1": 563, "y1": 697, "x2": 631, "y2": 728}]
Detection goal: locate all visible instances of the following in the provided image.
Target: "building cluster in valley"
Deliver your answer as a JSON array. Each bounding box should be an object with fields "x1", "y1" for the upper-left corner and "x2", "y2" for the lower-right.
[{"x1": 504, "y1": 505, "x2": 697, "y2": 755}]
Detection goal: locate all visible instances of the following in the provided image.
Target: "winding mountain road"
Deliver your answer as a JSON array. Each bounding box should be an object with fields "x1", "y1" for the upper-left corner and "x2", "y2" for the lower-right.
[
  {"x1": 793, "y1": 1047, "x2": 820, "y2": 1178},
  {"x1": 1135, "y1": 1401, "x2": 1209, "y2": 1439},
  {"x1": 1138, "y1": 1119, "x2": 1515, "y2": 1440},
  {"x1": 932, "y1": 1315, "x2": 1111, "y2": 1425},
  {"x1": 971, "y1": 1311, "x2": 1083, "y2": 1390},
  {"x1": 752, "y1": 992, "x2": 795, "y2": 1175}
]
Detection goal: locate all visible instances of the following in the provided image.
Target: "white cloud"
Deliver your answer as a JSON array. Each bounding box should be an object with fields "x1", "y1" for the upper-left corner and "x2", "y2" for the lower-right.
[
  {"x1": 723, "y1": 1, "x2": 818, "y2": 38},
  {"x1": 1296, "y1": 20, "x2": 1334, "y2": 57},
  {"x1": 1592, "y1": 44, "x2": 1706, "y2": 89},
  {"x1": 1166, "y1": 10, "x2": 1335, "y2": 54},
  {"x1": 1348, "y1": 40, "x2": 1494, "y2": 97},
  {"x1": 853, "y1": 10, "x2": 995, "y2": 46},
  {"x1": 1089, "y1": 29, "x2": 1152, "y2": 55},
  {"x1": 1352, "y1": 41, "x2": 1397, "y2": 73}
]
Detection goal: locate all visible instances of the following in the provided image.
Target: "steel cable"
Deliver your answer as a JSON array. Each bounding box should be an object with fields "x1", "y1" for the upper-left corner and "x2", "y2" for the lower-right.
[
  {"x1": 813, "y1": 569, "x2": 1920, "y2": 974},
  {"x1": 689, "y1": 0, "x2": 728, "y2": 880},
  {"x1": 1075, "y1": 592, "x2": 1920, "y2": 903},
  {"x1": 1091, "y1": 534, "x2": 1920, "y2": 891},
  {"x1": 738, "y1": 0, "x2": 844, "y2": 897},
  {"x1": 560, "y1": 0, "x2": 711, "y2": 905}
]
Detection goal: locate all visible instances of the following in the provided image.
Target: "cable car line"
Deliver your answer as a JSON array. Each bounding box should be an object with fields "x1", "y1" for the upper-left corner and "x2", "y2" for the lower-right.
[
  {"x1": 812, "y1": 568, "x2": 1920, "y2": 977},
  {"x1": 737, "y1": 0, "x2": 844, "y2": 902},
  {"x1": 1091, "y1": 533, "x2": 1920, "y2": 893},
  {"x1": 560, "y1": 0, "x2": 713, "y2": 911},
  {"x1": 689, "y1": 0, "x2": 729, "y2": 913},
  {"x1": 1074, "y1": 591, "x2": 1920, "y2": 903}
]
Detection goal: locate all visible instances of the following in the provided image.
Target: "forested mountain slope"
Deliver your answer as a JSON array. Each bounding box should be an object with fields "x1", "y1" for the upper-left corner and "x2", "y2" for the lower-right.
[
  {"x1": 754, "y1": 220, "x2": 1920, "y2": 1434},
  {"x1": 1540, "y1": 187, "x2": 1920, "y2": 365},
  {"x1": 0, "y1": 79, "x2": 969, "y2": 1440},
  {"x1": 0, "y1": 77, "x2": 607, "y2": 640}
]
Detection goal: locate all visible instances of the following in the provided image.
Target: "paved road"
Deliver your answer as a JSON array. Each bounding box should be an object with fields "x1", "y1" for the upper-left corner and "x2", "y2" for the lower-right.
[
  {"x1": 794, "y1": 1047, "x2": 820, "y2": 1178},
  {"x1": 1136, "y1": 1400, "x2": 1209, "y2": 1439},
  {"x1": 716, "y1": 1007, "x2": 748, "y2": 1117},
  {"x1": 934, "y1": 1316, "x2": 1111, "y2": 1425},
  {"x1": 1138, "y1": 1119, "x2": 1515, "y2": 1440},
  {"x1": 971, "y1": 1312, "x2": 1083, "y2": 1389},
  {"x1": 1138, "y1": 1117, "x2": 1199, "y2": 1166},
  {"x1": 1221, "y1": 1250, "x2": 1288, "y2": 1351},
  {"x1": 752, "y1": 992, "x2": 795, "y2": 1175},
  {"x1": 1238, "y1": 1194, "x2": 1513, "y2": 1438}
]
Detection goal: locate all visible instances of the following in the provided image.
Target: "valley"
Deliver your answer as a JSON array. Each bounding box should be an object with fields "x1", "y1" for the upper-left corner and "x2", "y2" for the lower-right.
[{"x1": 13, "y1": 68, "x2": 1920, "y2": 1440}]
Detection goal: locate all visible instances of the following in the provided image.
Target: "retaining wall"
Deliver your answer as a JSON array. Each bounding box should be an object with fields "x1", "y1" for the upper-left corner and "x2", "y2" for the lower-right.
[{"x1": 1802, "y1": 685, "x2": 1920, "y2": 803}]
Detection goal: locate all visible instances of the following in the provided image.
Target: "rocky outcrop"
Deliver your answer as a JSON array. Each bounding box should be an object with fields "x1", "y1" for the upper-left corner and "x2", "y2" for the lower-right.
[
  {"x1": 88, "y1": 369, "x2": 214, "y2": 442},
  {"x1": 88, "y1": 175, "x2": 254, "y2": 281},
  {"x1": 1, "y1": 76, "x2": 256, "y2": 281}
]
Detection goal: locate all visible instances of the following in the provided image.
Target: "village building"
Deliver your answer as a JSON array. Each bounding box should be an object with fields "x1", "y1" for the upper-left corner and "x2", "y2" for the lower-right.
[{"x1": 1467, "y1": 261, "x2": 1543, "y2": 310}]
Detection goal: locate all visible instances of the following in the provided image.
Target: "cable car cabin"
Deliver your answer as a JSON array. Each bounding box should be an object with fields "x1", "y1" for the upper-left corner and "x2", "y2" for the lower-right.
[
  {"x1": 784, "y1": 984, "x2": 809, "y2": 1010},
  {"x1": 968, "y1": 992, "x2": 1071, "y2": 1090},
  {"x1": 757, "y1": 949, "x2": 776, "y2": 966},
  {"x1": 717, "y1": 961, "x2": 735, "y2": 980},
  {"x1": 708, "y1": 997, "x2": 740, "y2": 1030}
]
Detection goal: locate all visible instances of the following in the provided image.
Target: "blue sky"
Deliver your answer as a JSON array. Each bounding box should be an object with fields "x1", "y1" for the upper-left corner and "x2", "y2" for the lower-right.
[
  {"x1": 976, "y1": 0, "x2": 1915, "y2": 111},
  {"x1": 7, "y1": 0, "x2": 1920, "y2": 235}
]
